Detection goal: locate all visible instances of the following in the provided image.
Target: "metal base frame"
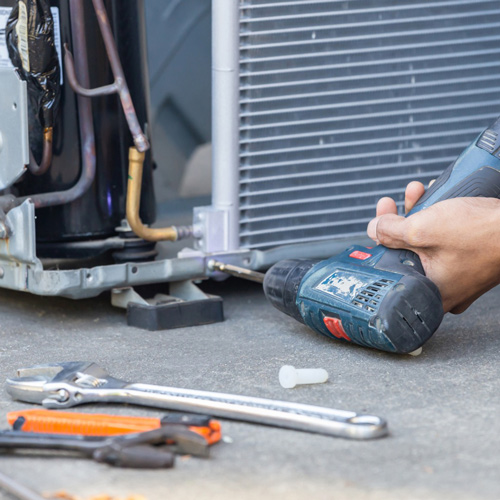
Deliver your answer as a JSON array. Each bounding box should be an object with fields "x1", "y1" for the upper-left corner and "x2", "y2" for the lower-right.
[
  {"x1": 0, "y1": 200, "x2": 253, "y2": 299},
  {"x1": 0, "y1": 201, "x2": 371, "y2": 300}
]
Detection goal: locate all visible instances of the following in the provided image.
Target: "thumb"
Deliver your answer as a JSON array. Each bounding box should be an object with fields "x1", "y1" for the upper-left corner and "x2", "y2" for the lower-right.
[{"x1": 367, "y1": 214, "x2": 412, "y2": 249}]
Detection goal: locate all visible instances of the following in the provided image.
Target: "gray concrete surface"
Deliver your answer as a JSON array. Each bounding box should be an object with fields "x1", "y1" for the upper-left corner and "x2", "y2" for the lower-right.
[{"x1": 0, "y1": 274, "x2": 498, "y2": 500}]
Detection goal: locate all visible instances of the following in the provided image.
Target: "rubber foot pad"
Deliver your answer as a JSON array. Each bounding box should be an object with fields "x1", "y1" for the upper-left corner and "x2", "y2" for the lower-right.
[{"x1": 127, "y1": 297, "x2": 224, "y2": 331}]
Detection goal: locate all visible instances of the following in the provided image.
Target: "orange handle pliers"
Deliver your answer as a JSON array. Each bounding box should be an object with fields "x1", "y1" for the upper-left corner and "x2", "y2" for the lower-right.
[{"x1": 7, "y1": 409, "x2": 222, "y2": 446}]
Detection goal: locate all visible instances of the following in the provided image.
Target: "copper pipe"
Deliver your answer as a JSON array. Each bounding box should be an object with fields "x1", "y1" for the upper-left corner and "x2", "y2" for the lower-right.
[
  {"x1": 19, "y1": 0, "x2": 96, "y2": 209},
  {"x1": 127, "y1": 148, "x2": 192, "y2": 242},
  {"x1": 64, "y1": 44, "x2": 117, "y2": 97},
  {"x1": 28, "y1": 128, "x2": 53, "y2": 176},
  {"x1": 92, "y1": 0, "x2": 149, "y2": 153},
  {"x1": 64, "y1": 0, "x2": 149, "y2": 153}
]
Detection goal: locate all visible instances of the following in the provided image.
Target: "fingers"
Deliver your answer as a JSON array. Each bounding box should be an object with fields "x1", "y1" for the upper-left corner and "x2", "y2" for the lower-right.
[
  {"x1": 376, "y1": 197, "x2": 398, "y2": 217},
  {"x1": 375, "y1": 180, "x2": 428, "y2": 219},
  {"x1": 367, "y1": 216, "x2": 381, "y2": 242},
  {"x1": 448, "y1": 282, "x2": 498, "y2": 314},
  {"x1": 448, "y1": 293, "x2": 480, "y2": 315},
  {"x1": 369, "y1": 180, "x2": 431, "y2": 245},
  {"x1": 449, "y1": 301, "x2": 474, "y2": 315},
  {"x1": 367, "y1": 214, "x2": 412, "y2": 248},
  {"x1": 405, "y1": 181, "x2": 426, "y2": 214}
]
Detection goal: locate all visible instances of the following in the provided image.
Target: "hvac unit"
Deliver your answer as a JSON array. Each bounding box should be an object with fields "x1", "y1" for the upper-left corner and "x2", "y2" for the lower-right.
[{"x1": 0, "y1": 0, "x2": 498, "y2": 326}]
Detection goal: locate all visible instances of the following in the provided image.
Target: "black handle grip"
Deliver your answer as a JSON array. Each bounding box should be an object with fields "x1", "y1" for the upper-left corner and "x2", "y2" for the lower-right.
[{"x1": 94, "y1": 444, "x2": 175, "y2": 469}]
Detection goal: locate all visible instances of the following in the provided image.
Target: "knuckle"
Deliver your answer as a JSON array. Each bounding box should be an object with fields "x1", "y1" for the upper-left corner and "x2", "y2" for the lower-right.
[
  {"x1": 403, "y1": 218, "x2": 427, "y2": 247},
  {"x1": 375, "y1": 217, "x2": 392, "y2": 242}
]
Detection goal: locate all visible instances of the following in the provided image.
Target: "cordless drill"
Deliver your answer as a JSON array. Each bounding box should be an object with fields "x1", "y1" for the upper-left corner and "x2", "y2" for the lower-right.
[{"x1": 263, "y1": 118, "x2": 500, "y2": 354}]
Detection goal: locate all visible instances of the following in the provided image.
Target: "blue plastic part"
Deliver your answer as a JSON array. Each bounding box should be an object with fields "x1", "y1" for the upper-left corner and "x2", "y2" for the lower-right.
[{"x1": 297, "y1": 245, "x2": 402, "y2": 352}]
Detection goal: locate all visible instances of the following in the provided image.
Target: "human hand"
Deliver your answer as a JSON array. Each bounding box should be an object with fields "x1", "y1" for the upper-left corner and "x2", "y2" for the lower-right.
[{"x1": 367, "y1": 182, "x2": 500, "y2": 314}]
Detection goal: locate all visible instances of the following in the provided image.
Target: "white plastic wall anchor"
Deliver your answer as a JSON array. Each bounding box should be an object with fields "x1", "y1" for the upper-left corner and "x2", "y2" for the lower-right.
[
  {"x1": 279, "y1": 365, "x2": 329, "y2": 389},
  {"x1": 408, "y1": 347, "x2": 423, "y2": 357}
]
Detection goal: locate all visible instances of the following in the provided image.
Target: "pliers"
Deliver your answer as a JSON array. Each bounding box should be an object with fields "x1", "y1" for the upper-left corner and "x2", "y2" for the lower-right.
[
  {"x1": 0, "y1": 423, "x2": 209, "y2": 469},
  {"x1": 7, "y1": 409, "x2": 222, "y2": 445}
]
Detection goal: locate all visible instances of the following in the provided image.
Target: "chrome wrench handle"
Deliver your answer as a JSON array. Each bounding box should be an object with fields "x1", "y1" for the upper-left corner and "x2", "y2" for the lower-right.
[
  {"x1": 39, "y1": 382, "x2": 387, "y2": 440},
  {"x1": 6, "y1": 362, "x2": 388, "y2": 440},
  {"x1": 130, "y1": 383, "x2": 387, "y2": 439}
]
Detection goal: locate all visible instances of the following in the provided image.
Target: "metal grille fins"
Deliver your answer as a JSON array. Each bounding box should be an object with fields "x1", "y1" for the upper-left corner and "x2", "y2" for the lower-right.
[{"x1": 239, "y1": 0, "x2": 500, "y2": 249}]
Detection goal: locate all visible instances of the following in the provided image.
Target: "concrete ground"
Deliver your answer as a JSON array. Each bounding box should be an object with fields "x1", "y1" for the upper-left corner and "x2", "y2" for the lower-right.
[{"x1": 0, "y1": 267, "x2": 498, "y2": 500}]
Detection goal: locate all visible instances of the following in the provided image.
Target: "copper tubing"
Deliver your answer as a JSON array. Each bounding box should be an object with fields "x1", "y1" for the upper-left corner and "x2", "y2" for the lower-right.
[
  {"x1": 92, "y1": 0, "x2": 149, "y2": 153},
  {"x1": 64, "y1": 43, "x2": 117, "y2": 97},
  {"x1": 127, "y1": 147, "x2": 179, "y2": 242},
  {"x1": 28, "y1": 128, "x2": 53, "y2": 176},
  {"x1": 20, "y1": 0, "x2": 96, "y2": 209},
  {"x1": 63, "y1": 0, "x2": 149, "y2": 152}
]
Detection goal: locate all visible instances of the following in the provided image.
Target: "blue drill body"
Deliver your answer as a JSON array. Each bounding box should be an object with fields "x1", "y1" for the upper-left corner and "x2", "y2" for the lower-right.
[
  {"x1": 264, "y1": 122, "x2": 500, "y2": 353},
  {"x1": 297, "y1": 245, "x2": 420, "y2": 353}
]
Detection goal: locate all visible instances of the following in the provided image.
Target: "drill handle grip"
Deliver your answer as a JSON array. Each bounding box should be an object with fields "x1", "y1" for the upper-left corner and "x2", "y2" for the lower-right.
[{"x1": 408, "y1": 124, "x2": 500, "y2": 216}]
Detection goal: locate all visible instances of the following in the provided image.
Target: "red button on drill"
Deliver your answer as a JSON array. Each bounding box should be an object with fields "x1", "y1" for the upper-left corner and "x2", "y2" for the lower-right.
[
  {"x1": 323, "y1": 317, "x2": 351, "y2": 341},
  {"x1": 349, "y1": 250, "x2": 372, "y2": 260}
]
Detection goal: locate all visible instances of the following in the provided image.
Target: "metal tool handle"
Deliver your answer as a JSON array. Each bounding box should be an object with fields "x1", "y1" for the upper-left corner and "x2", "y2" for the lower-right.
[{"x1": 42, "y1": 382, "x2": 387, "y2": 440}]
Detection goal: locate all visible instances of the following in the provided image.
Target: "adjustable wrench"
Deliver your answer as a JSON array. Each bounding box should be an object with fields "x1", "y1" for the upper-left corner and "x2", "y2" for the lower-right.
[{"x1": 5, "y1": 362, "x2": 388, "y2": 440}]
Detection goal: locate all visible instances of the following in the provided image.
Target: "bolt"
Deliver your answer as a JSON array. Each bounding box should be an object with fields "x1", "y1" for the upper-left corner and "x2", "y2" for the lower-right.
[
  {"x1": 56, "y1": 389, "x2": 70, "y2": 402},
  {"x1": 115, "y1": 219, "x2": 132, "y2": 232},
  {"x1": 0, "y1": 223, "x2": 8, "y2": 239}
]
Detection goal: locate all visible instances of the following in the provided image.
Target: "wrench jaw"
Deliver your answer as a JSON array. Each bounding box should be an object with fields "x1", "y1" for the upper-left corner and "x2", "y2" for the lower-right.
[
  {"x1": 15, "y1": 364, "x2": 67, "y2": 380},
  {"x1": 5, "y1": 376, "x2": 91, "y2": 408},
  {"x1": 5, "y1": 376, "x2": 51, "y2": 405},
  {"x1": 13, "y1": 361, "x2": 98, "y2": 379},
  {"x1": 5, "y1": 363, "x2": 70, "y2": 404},
  {"x1": 5, "y1": 362, "x2": 122, "y2": 408}
]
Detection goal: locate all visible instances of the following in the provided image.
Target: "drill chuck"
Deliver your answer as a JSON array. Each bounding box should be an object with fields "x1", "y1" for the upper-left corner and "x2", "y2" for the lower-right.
[{"x1": 263, "y1": 259, "x2": 319, "y2": 324}]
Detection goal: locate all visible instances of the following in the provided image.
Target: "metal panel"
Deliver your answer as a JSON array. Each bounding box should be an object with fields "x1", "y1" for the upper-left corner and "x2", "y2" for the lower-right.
[
  {"x1": 238, "y1": 0, "x2": 500, "y2": 249},
  {"x1": 0, "y1": 68, "x2": 28, "y2": 190}
]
